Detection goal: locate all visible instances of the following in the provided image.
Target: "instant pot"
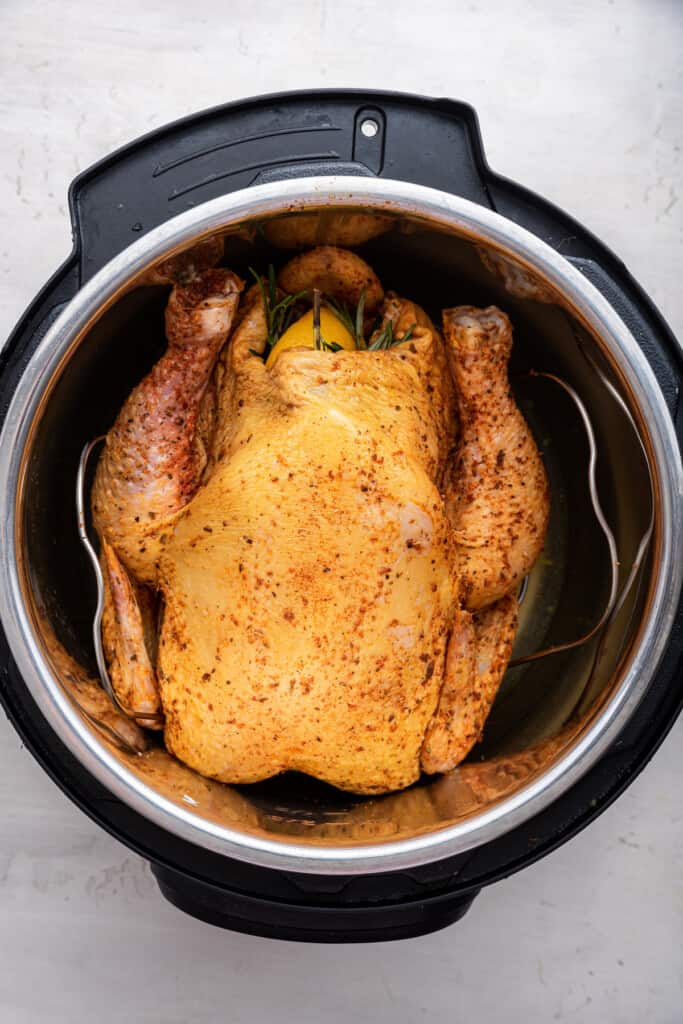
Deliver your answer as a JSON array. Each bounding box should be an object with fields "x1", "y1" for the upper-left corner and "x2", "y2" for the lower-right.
[{"x1": 1, "y1": 91, "x2": 682, "y2": 942}]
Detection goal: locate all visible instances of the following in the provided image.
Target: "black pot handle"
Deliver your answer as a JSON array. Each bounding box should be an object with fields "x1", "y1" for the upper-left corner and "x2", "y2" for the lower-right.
[
  {"x1": 152, "y1": 863, "x2": 479, "y2": 943},
  {"x1": 68, "y1": 90, "x2": 494, "y2": 281},
  {"x1": 482, "y1": 175, "x2": 683, "y2": 425},
  {"x1": 0, "y1": 254, "x2": 80, "y2": 431}
]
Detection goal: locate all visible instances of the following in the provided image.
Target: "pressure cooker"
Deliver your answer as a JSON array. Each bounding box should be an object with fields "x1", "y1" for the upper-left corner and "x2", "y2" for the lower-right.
[{"x1": 1, "y1": 90, "x2": 681, "y2": 942}]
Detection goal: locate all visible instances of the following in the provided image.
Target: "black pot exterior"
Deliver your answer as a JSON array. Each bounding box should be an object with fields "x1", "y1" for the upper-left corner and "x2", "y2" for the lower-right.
[{"x1": 1, "y1": 90, "x2": 682, "y2": 942}]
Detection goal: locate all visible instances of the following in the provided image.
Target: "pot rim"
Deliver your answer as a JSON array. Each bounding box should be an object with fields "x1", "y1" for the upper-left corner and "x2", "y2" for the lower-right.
[{"x1": 1, "y1": 176, "x2": 681, "y2": 875}]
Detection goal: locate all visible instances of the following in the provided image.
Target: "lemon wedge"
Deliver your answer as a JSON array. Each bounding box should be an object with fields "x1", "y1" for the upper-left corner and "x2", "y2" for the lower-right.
[{"x1": 266, "y1": 308, "x2": 356, "y2": 368}]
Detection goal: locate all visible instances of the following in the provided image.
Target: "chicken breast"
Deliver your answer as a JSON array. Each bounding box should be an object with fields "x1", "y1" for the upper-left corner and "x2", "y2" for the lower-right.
[{"x1": 159, "y1": 326, "x2": 459, "y2": 794}]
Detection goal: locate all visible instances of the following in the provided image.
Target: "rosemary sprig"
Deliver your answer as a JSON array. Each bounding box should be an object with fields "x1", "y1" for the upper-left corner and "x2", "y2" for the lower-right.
[
  {"x1": 323, "y1": 290, "x2": 368, "y2": 350},
  {"x1": 247, "y1": 267, "x2": 415, "y2": 359},
  {"x1": 312, "y1": 294, "x2": 342, "y2": 352},
  {"x1": 312, "y1": 288, "x2": 322, "y2": 350},
  {"x1": 355, "y1": 289, "x2": 367, "y2": 350},
  {"x1": 248, "y1": 265, "x2": 306, "y2": 359},
  {"x1": 322, "y1": 295, "x2": 354, "y2": 337},
  {"x1": 367, "y1": 320, "x2": 417, "y2": 351},
  {"x1": 324, "y1": 289, "x2": 415, "y2": 351}
]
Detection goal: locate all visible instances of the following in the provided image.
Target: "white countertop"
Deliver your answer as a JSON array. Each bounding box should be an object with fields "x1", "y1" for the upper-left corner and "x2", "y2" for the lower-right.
[{"x1": 1, "y1": 1, "x2": 681, "y2": 1020}]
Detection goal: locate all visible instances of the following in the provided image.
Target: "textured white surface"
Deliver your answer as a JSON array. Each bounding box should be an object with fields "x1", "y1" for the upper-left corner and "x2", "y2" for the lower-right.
[{"x1": 1, "y1": 1, "x2": 681, "y2": 1021}]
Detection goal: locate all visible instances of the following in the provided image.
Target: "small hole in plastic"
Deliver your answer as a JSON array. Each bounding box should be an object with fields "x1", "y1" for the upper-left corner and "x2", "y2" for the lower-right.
[{"x1": 360, "y1": 118, "x2": 379, "y2": 139}]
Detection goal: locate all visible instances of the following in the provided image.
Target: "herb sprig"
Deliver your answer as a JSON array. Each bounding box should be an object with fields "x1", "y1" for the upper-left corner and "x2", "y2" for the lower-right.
[
  {"x1": 312, "y1": 288, "x2": 344, "y2": 353},
  {"x1": 247, "y1": 266, "x2": 417, "y2": 360},
  {"x1": 325, "y1": 289, "x2": 416, "y2": 351},
  {"x1": 249, "y1": 265, "x2": 306, "y2": 359},
  {"x1": 367, "y1": 319, "x2": 416, "y2": 350},
  {"x1": 324, "y1": 290, "x2": 368, "y2": 350}
]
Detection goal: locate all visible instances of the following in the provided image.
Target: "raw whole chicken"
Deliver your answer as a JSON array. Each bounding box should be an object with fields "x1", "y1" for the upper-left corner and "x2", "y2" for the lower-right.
[{"x1": 92, "y1": 244, "x2": 548, "y2": 794}]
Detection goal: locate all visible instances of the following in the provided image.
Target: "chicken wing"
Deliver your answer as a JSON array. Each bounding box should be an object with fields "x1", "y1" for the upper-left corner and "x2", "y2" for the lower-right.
[
  {"x1": 421, "y1": 592, "x2": 518, "y2": 773},
  {"x1": 101, "y1": 540, "x2": 163, "y2": 727}
]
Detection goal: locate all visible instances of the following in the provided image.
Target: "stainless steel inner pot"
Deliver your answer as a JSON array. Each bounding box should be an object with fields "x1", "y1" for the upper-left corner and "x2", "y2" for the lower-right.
[{"x1": 1, "y1": 177, "x2": 681, "y2": 875}]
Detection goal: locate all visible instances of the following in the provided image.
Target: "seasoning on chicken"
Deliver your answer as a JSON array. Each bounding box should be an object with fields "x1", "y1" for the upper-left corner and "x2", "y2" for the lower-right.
[
  {"x1": 443, "y1": 306, "x2": 549, "y2": 610},
  {"x1": 92, "y1": 246, "x2": 549, "y2": 794},
  {"x1": 263, "y1": 211, "x2": 392, "y2": 249}
]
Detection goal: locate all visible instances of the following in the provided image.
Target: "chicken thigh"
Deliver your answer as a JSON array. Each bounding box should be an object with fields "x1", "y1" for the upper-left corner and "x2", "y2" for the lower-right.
[{"x1": 92, "y1": 246, "x2": 548, "y2": 794}]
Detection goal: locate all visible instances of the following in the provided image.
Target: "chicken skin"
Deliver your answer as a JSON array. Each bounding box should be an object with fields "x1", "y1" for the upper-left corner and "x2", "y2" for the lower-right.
[{"x1": 92, "y1": 246, "x2": 548, "y2": 794}]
